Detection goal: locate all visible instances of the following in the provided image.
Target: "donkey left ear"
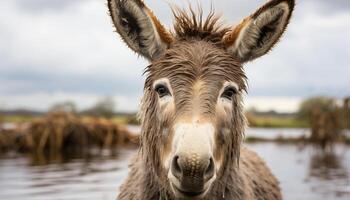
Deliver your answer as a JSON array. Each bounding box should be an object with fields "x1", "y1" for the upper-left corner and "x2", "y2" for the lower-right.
[
  {"x1": 108, "y1": 0, "x2": 173, "y2": 61},
  {"x1": 222, "y1": 0, "x2": 295, "y2": 63}
]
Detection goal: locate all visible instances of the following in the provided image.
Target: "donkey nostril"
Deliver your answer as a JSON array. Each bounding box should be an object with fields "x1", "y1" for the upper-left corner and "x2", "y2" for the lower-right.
[
  {"x1": 171, "y1": 155, "x2": 182, "y2": 179},
  {"x1": 204, "y1": 157, "x2": 215, "y2": 181},
  {"x1": 171, "y1": 155, "x2": 215, "y2": 183}
]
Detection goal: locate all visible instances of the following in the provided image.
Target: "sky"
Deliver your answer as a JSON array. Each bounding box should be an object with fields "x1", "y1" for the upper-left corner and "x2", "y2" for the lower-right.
[{"x1": 0, "y1": 0, "x2": 349, "y2": 113}]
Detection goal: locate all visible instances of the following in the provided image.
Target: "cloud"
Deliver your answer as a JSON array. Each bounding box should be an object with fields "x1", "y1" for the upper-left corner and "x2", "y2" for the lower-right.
[
  {"x1": 307, "y1": 0, "x2": 350, "y2": 15},
  {"x1": 0, "y1": 0, "x2": 146, "y2": 94},
  {"x1": 0, "y1": 92, "x2": 141, "y2": 112},
  {"x1": 13, "y1": 0, "x2": 91, "y2": 12},
  {"x1": 245, "y1": 96, "x2": 302, "y2": 113},
  {"x1": 0, "y1": 0, "x2": 349, "y2": 112},
  {"x1": 0, "y1": 70, "x2": 144, "y2": 95}
]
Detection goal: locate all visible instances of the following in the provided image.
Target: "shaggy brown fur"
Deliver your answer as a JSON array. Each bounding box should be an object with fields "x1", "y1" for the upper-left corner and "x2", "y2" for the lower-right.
[
  {"x1": 118, "y1": 40, "x2": 280, "y2": 200},
  {"x1": 106, "y1": 0, "x2": 295, "y2": 199},
  {"x1": 172, "y1": 7, "x2": 229, "y2": 45}
]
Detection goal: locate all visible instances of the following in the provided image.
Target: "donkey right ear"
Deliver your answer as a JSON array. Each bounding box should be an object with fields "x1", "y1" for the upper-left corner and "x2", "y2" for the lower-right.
[
  {"x1": 222, "y1": 0, "x2": 295, "y2": 63},
  {"x1": 108, "y1": 0, "x2": 173, "y2": 61}
]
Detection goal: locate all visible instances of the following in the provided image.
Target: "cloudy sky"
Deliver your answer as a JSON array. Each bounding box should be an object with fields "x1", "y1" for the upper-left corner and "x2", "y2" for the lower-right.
[{"x1": 0, "y1": 0, "x2": 349, "y2": 113}]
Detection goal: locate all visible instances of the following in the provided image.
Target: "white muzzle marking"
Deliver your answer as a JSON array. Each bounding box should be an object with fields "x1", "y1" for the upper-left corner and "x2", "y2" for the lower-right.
[
  {"x1": 173, "y1": 122, "x2": 215, "y2": 156},
  {"x1": 164, "y1": 122, "x2": 215, "y2": 171}
]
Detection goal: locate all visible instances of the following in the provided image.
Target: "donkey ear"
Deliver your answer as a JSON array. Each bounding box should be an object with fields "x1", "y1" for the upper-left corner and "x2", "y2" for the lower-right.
[
  {"x1": 108, "y1": 0, "x2": 173, "y2": 61},
  {"x1": 222, "y1": 0, "x2": 295, "y2": 63}
]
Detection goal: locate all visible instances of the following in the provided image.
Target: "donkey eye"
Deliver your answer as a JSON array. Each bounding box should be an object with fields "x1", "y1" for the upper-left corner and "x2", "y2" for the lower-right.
[
  {"x1": 155, "y1": 84, "x2": 171, "y2": 98},
  {"x1": 221, "y1": 87, "x2": 237, "y2": 100}
]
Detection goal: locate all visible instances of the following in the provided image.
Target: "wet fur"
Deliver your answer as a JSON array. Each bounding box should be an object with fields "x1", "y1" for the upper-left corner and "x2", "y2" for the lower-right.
[
  {"x1": 107, "y1": 0, "x2": 295, "y2": 199},
  {"x1": 118, "y1": 40, "x2": 282, "y2": 200}
]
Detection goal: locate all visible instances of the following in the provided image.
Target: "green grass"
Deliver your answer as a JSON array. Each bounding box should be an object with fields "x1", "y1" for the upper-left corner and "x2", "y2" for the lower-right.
[
  {"x1": 1, "y1": 115, "x2": 39, "y2": 123},
  {"x1": 248, "y1": 116, "x2": 308, "y2": 128},
  {"x1": 111, "y1": 116, "x2": 130, "y2": 125}
]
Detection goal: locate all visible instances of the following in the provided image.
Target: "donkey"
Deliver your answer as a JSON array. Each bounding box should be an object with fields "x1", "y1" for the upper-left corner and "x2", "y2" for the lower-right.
[{"x1": 107, "y1": 0, "x2": 294, "y2": 199}]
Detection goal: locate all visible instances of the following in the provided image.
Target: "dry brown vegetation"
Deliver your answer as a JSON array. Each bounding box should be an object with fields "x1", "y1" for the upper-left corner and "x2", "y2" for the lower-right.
[
  {"x1": 300, "y1": 97, "x2": 350, "y2": 150},
  {"x1": 0, "y1": 112, "x2": 138, "y2": 154},
  {"x1": 309, "y1": 107, "x2": 340, "y2": 150}
]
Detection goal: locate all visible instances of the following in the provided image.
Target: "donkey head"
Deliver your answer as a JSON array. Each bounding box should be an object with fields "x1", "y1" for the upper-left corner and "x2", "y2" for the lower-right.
[{"x1": 108, "y1": 0, "x2": 294, "y2": 198}]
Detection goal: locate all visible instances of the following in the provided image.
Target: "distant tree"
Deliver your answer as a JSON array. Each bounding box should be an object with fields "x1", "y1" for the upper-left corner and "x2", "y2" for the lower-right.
[
  {"x1": 298, "y1": 96, "x2": 336, "y2": 121},
  {"x1": 0, "y1": 103, "x2": 5, "y2": 124},
  {"x1": 84, "y1": 97, "x2": 116, "y2": 118},
  {"x1": 344, "y1": 97, "x2": 350, "y2": 109},
  {"x1": 298, "y1": 96, "x2": 341, "y2": 150},
  {"x1": 49, "y1": 101, "x2": 77, "y2": 113},
  {"x1": 340, "y1": 97, "x2": 350, "y2": 128}
]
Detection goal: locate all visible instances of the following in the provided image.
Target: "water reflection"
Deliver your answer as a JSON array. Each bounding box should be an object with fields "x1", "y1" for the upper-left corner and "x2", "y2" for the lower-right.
[
  {"x1": 307, "y1": 149, "x2": 350, "y2": 198},
  {"x1": 309, "y1": 151, "x2": 348, "y2": 180},
  {"x1": 25, "y1": 148, "x2": 126, "y2": 166},
  {"x1": 0, "y1": 149, "x2": 134, "y2": 200},
  {"x1": 246, "y1": 142, "x2": 350, "y2": 200}
]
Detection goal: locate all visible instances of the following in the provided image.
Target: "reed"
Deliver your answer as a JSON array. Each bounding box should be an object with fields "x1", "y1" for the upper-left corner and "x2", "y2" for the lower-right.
[
  {"x1": 0, "y1": 112, "x2": 138, "y2": 154},
  {"x1": 0, "y1": 129, "x2": 16, "y2": 153},
  {"x1": 308, "y1": 104, "x2": 341, "y2": 151}
]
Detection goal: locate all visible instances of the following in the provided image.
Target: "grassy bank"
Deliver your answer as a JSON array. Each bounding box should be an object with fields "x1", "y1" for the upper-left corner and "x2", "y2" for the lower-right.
[
  {"x1": 245, "y1": 136, "x2": 306, "y2": 143},
  {"x1": 1, "y1": 114, "x2": 308, "y2": 128},
  {"x1": 247, "y1": 116, "x2": 308, "y2": 128},
  {"x1": 1, "y1": 115, "x2": 40, "y2": 123}
]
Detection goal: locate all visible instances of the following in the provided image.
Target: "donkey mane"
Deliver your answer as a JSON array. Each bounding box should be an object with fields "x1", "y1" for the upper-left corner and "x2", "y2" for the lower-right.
[{"x1": 172, "y1": 7, "x2": 230, "y2": 45}]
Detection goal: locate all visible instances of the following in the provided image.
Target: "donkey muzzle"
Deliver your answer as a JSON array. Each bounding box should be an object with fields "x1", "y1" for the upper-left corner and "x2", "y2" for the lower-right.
[
  {"x1": 169, "y1": 122, "x2": 216, "y2": 198},
  {"x1": 171, "y1": 153, "x2": 214, "y2": 192}
]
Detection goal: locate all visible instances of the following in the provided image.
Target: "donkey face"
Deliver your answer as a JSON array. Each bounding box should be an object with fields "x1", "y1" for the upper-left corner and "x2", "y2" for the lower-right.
[
  {"x1": 142, "y1": 41, "x2": 248, "y2": 198},
  {"x1": 108, "y1": 0, "x2": 294, "y2": 199}
]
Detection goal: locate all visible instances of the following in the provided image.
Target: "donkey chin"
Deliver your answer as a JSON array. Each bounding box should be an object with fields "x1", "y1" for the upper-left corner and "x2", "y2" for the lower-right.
[{"x1": 166, "y1": 122, "x2": 218, "y2": 199}]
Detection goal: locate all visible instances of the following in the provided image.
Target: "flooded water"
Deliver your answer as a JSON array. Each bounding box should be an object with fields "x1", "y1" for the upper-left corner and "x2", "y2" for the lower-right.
[
  {"x1": 0, "y1": 150, "x2": 133, "y2": 200},
  {"x1": 0, "y1": 129, "x2": 349, "y2": 200},
  {"x1": 248, "y1": 143, "x2": 350, "y2": 200}
]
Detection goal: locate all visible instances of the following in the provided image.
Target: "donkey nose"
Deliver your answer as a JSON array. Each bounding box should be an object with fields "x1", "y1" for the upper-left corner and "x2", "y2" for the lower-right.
[{"x1": 171, "y1": 153, "x2": 215, "y2": 191}]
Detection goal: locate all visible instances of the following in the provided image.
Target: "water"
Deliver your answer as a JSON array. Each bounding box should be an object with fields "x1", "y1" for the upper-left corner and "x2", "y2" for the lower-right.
[
  {"x1": 0, "y1": 129, "x2": 349, "y2": 200},
  {"x1": 247, "y1": 143, "x2": 350, "y2": 200},
  {"x1": 245, "y1": 128, "x2": 310, "y2": 139},
  {"x1": 0, "y1": 150, "x2": 133, "y2": 200}
]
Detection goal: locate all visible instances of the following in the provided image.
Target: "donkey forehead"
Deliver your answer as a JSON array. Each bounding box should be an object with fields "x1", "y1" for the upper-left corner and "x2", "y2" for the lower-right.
[{"x1": 148, "y1": 41, "x2": 247, "y2": 89}]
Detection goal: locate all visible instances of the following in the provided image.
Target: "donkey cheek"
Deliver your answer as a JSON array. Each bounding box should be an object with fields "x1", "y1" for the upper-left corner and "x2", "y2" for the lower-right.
[
  {"x1": 161, "y1": 129, "x2": 175, "y2": 170},
  {"x1": 213, "y1": 128, "x2": 230, "y2": 169},
  {"x1": 157, "y1": 101, "x2": 175, "y2": 121}
]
